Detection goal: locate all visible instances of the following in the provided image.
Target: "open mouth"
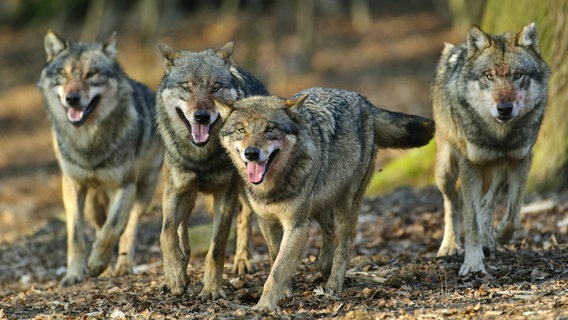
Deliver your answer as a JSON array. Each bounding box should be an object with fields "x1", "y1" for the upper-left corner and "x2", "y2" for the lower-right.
[
  {"x1": 245, "y1": 149, "x2": 279, "y2": 185},
  {"x1": 176, "y1": 107, "x2": 218, "y2": 147},
  {"x1": 67, "y1": 95, "x2": 100, "y2": 126}
]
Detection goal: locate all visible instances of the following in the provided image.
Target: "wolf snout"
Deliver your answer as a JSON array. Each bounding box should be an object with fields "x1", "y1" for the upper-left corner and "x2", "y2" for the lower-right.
[
  {"x1": 244, "y1": 147, "x2": 260, "y2": 161},
  {"x1": 497, "y1": 102, "x2": 513, "y2": 117},
  {"x1": 66, "y1": 92, "x2": 82, "y2": 107},
  {"x1": 194, "y1": 110, "x2": 211, "y2": 124}
]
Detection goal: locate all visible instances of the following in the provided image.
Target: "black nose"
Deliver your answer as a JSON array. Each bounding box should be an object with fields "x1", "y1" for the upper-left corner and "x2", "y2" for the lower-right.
[
  {"x1": 194, "y1": 110, "x2": 211, "y2": 124},
  {"x1": 66, "y1": 92, "x2": 81, "y2": 107},
  {"x1": 244, "y1": 147, "x2": 260, "y2": 161},
  {"x1": 497, "y1": 102, "x2": 513, "y2": 117}
]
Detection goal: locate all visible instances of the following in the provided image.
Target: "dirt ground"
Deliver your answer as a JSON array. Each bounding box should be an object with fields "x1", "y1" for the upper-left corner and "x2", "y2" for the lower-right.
[{"x1": 1, "y1": 2, "x2": 567, "y2": 319}]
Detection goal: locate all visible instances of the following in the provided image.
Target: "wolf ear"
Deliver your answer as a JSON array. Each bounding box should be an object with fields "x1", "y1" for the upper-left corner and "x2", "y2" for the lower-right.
[
  {"x1": 214, "y1": 97, "x2": 235, "y2": 120},
  {"x1": 285, "y1": 94, "x2": 309, "y2": 119},
  {"x1": 466, "y1": 26, "x2": 491, "y2": 57},
  {"x1": 517, "y1": 22, "x2": 540, "y2": 53},
  {"x1": 216, "y1": 41, "x2": 234, "y2": 63},
  {"x1": 158, "y1": 42, "x2": 179, "y2": 72},
  {"x1": 44, "y1": 30, "x2": 67, "y2": 62},
  {"x1": 103, "y1": 31, "x2": 117, "y2": 58}
]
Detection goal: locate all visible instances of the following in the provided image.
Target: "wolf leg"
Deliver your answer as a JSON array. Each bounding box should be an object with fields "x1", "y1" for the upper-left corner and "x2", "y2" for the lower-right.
[
  {"x1": 480, "y1": 168, "x2": 506, "y2": 257},
  {"x1": 459, "y1": 159, "x2": 487, "y2": 276},
  {"x1": 115, "y1": 165, "x2": 161, "y2": 275},
  {"x1": 87, "y1": 183, "x2": 136, "y2": 277},
  {"x1": 232, "y1": 193, "x2": 256, "y2": 275},
  {"x1": 436, "y1": 142, "x2": 462, "y2": 256},
  {"x1": 160, "y1": 181, "x2": 195, "y2": 296},
  {"x1": 325, "y1": 204, "x2": 358, "y2": 294},
  {"x1": 199, "y1": 186, "x2": 238, "y2": 300},
  {"x1": 495, "y1": 155, "x2": 531, "y2": 244},
  {"x1": 60, "y1": 175, "x2": 88, "y2": 286},
  {"x1": 255, "y1": 222, "x2": 309, "y2": 311},
  {"x1": 316, "y1": 213, "x2": 335, "y2": 280}
]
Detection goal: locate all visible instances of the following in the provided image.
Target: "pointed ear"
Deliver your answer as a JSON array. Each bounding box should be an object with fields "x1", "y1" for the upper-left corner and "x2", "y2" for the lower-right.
[
  {"x1": 517, "y1": 22, "x2": 540, "y2": 53},
  {"x1": 466, "y1": 25, "x2": 491, "y2": 58},
  {"x1": 215, "y1": 41, "x2": 234, "y2": 63},
  {"x1": 214, "y1": 97, "x2": 235, "y2": 120},
  {"x1": 285, "y1": 94, "x2": 308, "y2": 119},
  {"x1": 103, "y1": 31, "x2": 117, "y2": 58},
  {"x1": 44, "y1": 30, "x2": 67, "y2": 62},
  {"x1": 158, "y1": 42, "x2": 179, "y2": 72}
]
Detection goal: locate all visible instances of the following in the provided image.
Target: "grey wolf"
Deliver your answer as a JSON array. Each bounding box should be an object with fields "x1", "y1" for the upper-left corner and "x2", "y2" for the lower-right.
[
  {"x1": 156, "y1": 41, "x2": 268, "y2": 298},
  {"x1": 433, "y1": 23, "x2": 550, "y2": 275},
  {"x1": 218, "y1": 87, "x2": 435, "y2": 310},
  {"x1": 37, "y1": 30, "x2": 163, "y2": 285}
]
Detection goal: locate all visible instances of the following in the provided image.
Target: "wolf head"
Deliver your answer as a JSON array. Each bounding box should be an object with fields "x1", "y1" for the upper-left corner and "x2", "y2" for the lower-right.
[
  {"x1": 38, "y1": 30, "x2": 121, "y2": 127},
  {"x1": 219, "y1": 95, "x2": 305, "y2": 185},
  {"x1": 158, "y1": 42, "x2": 241, "y2": 146},
  {"x1": 462, "y1": 22, "x2": 550, "y2": 124}
]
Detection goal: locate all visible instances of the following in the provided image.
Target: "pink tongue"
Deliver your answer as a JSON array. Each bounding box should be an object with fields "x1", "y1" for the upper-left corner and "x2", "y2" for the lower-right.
[
  {"x1": 246, "y1": 161, "x2": 267, "y2": 184},
  {"x1": 191, "y1": 124, "x2": 210, "y2": 144},
  {"x1": 67, "y1": 108, "x2": 84, "y2": 122}
]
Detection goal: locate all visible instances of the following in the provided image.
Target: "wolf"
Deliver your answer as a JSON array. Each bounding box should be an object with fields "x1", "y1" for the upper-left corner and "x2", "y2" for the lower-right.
[
  {"x1": 218, "y1": 87, "x2": 435, "y2": 310},
  {"x1": 37, "y1": 30, "x2": 163, "y2": 285},
  {"x1": 432, "y1": 23, "x2": 550, "y2": 276},
  {"x1": 156, "y1": 41, "x2": 268, "y2": 298}
]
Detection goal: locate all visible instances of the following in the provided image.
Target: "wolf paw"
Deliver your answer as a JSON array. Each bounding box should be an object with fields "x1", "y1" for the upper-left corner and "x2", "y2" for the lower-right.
[
  {"x1": 437, "y1": 243, "x2": 462, "y2": 257},
  {"x1": 253, "y1": 297, "x2": 279, "y2": 312},
  {"x1": 60, "y1": 272, "x2": 85, "y2": 286},
  {"x1": 495, "y1": 222, "x2": 516, "y2": 244},
  {"x1": 232, "y1": 256, "x2": 256, "y2": 275},
  {"x1": 114, "y1": 260, "x2": 133, "y2": 276},
  {"x1": 198, "y1": 287, "x2": 227, "y2": 300},
  {"x1": 164, "y1": 268, "x2": 189, "y2": 296}
]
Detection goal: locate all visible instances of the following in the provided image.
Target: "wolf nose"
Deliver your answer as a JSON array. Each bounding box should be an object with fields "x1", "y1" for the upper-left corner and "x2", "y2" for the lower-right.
[
  {"x1": 66, "y1": 92, "x2": 81, "y2": 107},
  {"x1": 497, "y1": 102, "x2": 513, "y2": 117},
  {"x1": 194, "y1": 110, "x2": 211, "y2": 124},
  {"x1": 244, "y1": 147, "x2": 260, "y2": 161}
]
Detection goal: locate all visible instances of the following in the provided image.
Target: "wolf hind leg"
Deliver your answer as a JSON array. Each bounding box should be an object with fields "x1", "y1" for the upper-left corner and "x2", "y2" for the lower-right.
[
  {"x1": 495, "y1": 155, "x2": 531, "y2": 244},
  {"x1": 316, "y1": 212, "x2": 335, "y2": 281},
  {"x1": 436, "y1": 142, "x2": 462, "y2": 257}
]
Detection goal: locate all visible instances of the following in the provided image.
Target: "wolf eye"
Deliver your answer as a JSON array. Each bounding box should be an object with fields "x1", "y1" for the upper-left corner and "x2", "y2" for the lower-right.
[
  {"x1": 514, "y1": 73, "x2": 523, "y2": 80},
  {"x1": 86, "y1": 68, "x2": 98, "y2": 78},
  {"x1": 179, "y1": 82, "x2": 190, "y2": 92},
  {"x1": 266, "y1": 127, "x2": 275, "y2": 133},
  {"x1": 484, "y1": 73, "x2": 494, "y2": 81},
  {"x1": 237, "y1": 128, "x2": 245, "y2": 133},
  {"x1": 58, "y1": 68, "x2": 66, "y2": 77},
  {"x1": 211, "y1": 82, "x2": 222, "y2": 93}
]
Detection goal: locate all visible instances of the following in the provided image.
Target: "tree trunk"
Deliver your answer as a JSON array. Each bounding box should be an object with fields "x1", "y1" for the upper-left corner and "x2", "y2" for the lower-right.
[{"x1": 481, "y1": 0, "x2": 568, "y2": 191}]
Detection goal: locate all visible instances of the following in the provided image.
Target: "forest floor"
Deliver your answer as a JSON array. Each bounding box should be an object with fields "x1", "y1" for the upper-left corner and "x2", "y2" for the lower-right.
[{"x1": 1, "y1": 2, "x2": 567, "y2": 319}]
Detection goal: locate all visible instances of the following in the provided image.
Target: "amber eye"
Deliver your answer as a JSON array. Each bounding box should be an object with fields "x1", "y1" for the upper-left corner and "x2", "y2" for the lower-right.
[
  {"x1": 266, "y1": 127, "x2": 275, "y2": 133},
  {"x1": 485, "y1": 73, "x2": 494, "y2": 81},
  {"x1": 237, "y1": 128, "x2": 245, "y2": 133},
  {"x1": 514, "y1": 73, "x2": 523, "y2": 80},
  {"x1": 179, "y1": 82, "x2": 189, "y2": 92},
  {"x1": 211, "y1": 82, "x2": 222, "y2": 93}
]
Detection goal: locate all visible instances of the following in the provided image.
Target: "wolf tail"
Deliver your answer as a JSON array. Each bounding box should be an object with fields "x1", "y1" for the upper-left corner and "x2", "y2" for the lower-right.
[{"x1": 371, "y1": 107, "x2": 435, "y2": 149}]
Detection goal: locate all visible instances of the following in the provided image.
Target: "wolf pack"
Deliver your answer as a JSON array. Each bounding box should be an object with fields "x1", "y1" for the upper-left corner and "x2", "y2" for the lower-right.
[{"x1": 37, "y1": 22, "x2": 549, "y2": 311}]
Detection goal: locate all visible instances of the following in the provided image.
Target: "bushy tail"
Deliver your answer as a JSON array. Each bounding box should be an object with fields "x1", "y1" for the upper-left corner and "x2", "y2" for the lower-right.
[{"x1": 372, "y1": 107, "x2": 435, "y2": 149}]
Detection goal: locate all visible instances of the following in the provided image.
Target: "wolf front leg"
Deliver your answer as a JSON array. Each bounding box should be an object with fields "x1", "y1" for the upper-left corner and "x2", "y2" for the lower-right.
[
  {"x1": 435, "y1": 142, "x2": 462, "y2": 257},
  {"x1": 160, "y1": 180, "x2": 195, "y2": 296},
  {"x1": 60, "y1": 175, "x2": 88, "y2": 286},
  {"x1": 495, "y1": 155, "x2": 532, "y2": 244},
  {"x1": 199, "y1": 187, "x2": 238, "y2": 300},
  {"x1": 458, "y1": 159, "x2": 487, "y2": 276},
  {"x1": 255, "y1": 221, "x2": 309, "y2": 311},
  {"x1": 87, "y1": 183, "x2": 137, "y2": 277},
  {"x1": 232, "y1": 194, "x2": 256, "y2": 275}
]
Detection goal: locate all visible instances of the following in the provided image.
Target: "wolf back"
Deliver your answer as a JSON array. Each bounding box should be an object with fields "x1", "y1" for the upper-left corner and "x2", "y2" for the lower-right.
[
  {"x1": 219, "y1": 87, "x2": 434, "y2": 310},
  {"x1": 37, "y1": 30, "x2": 163, "y2": 285},
  {"x1": 156, "y1": 42, "x2": 268, "y2": 298},
  {"x1": 432, "y1": 23, "x2": 550, "y2": 276}
]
